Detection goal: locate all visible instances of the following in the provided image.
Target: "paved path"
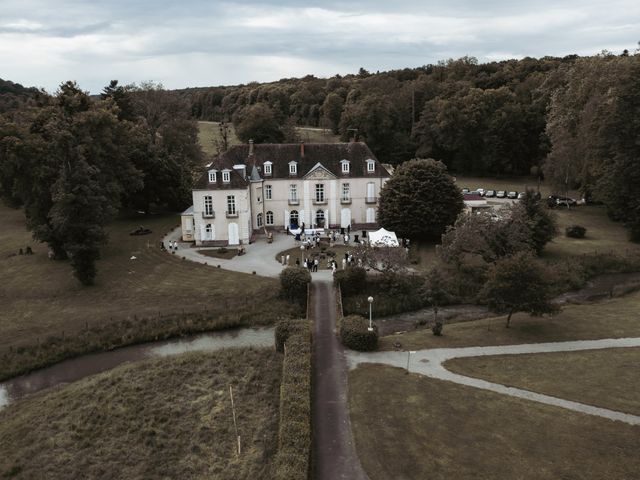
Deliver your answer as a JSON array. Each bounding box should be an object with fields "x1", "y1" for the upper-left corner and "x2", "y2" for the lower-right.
[
  {"x1": 165, "y1": 228, "x2": 308, "y2": 277},
  {"x1": 164, "y1": 228, "x2": 343, "y2": 279},
  {"x1": 347, "y1": 337, "x2": 640, "y2": 426},
  {"x1": 311, "y1": 280, "x2": 369, "y2": 480}
]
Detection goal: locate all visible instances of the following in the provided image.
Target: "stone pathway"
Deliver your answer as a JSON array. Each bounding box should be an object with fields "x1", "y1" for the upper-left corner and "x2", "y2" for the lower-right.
[{"x1": 347, "y1": 337, "x2": 640, "y2": 426}]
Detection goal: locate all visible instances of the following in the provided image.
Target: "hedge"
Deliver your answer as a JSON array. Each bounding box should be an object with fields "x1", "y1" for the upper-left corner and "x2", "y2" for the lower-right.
[
  {"x1": 280, "y1": 267, "x2": 312, "y2": 304},
  {"x1": 334, "y1": 267, "x2": 367, "y2": 296},
  {"x1": 273, "y1": 319, "x2": 311, "y2": 480},
  {"x1": 339, "y1": 315, "x2": 378, "y2": 351}
]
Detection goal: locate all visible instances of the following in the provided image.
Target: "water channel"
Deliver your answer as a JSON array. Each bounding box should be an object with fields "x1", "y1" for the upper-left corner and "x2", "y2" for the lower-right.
[{"x1": 0, "y1": 327, "x2": 275, "y2": 410}]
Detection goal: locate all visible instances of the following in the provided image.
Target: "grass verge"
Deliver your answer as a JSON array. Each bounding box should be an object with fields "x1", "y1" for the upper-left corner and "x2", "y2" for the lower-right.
[
  {"x1": 379, "y1": 289, "x2": 640, "y2": 351},
  {"x1": 349, "y1": 364, "x2": 640, "y2": 480},
  {"x1": 445, "y1": 347, "x2": 640, "y2": 416},
  {"x1": 197, "y1": 248, "x2": 239, "y2": 259},
  {"x1": 0, "y1": 348, "x2": 282, "y2": 480}
]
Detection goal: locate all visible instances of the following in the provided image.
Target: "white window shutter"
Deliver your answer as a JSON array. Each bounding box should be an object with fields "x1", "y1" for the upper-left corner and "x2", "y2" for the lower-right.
[
  {"x1": 200, "y1": 224, "x2": 206, "y2": 241},
  {"x1": 284, "y1": 209, "x2": 289, "y2": 227}
]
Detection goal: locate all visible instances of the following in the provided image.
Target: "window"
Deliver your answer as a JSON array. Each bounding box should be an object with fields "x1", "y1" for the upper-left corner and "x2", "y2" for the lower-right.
[
  {"x1": 227, "y1": 195, "x2": 236, "y2": 215},
  {"x1": 289, "y1": 184, "x2": 298, "y2": 201},
  {"x1": 289, "y1": 210, "x2": 299, "y2": 227},
  {"x1": 208, "y1": 170, "x2": 217, "y2": 183},
  {"x1": 265, "y1": 185, "x2": 272, "y2": 200},
  {"x1": 342, "y1": 183, "x2": 350, "y2": 201},
  {"x1": 367, "y1": 159, "x2": 375, "y2": 172},
  {"x1": 263, "y1": 162, "x2": 272, "y2": 175},
  {"x1": 366, "y1": 182, "x2": 376, "y2": 202},
  {"x1": 204, "y1": 196, "x2": 213, "y2": 216},
  {"x1": 222, "y1": 170, "x2": 231, "y2": 183},
  {"x1": 315, "y1": 184, "x2": 325, "y2": 203},
  {"x1": 289, "y1": 162, "x2": 297, "y2": 175},
  {"x1": 257, "y1": 213, "x2": 263, "y2": 228},
  {"x1": 266, "y1": 211, "x2": 274, "y2": 225},
  {"x1": 341, "y1": 160, "x2": 350, "y2": 173}
]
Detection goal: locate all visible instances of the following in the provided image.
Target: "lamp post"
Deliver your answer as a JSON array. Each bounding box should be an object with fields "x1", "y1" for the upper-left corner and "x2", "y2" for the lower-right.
[
  {"x1": 300, "y1": 245, "x2": 305, "y2": 266},
  {"x1": 367, "y1": 296, "x2": 374, "y2": 331}
]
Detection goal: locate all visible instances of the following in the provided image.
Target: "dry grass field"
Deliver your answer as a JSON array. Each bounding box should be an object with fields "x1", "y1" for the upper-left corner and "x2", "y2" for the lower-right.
[
  {"x1": 446, "y1": 347, "x2": 640, "y2": 416},
  {"x1": 0, "y1": 204, "x2": 298, "y2": 354},
  {"x1": 349, "y1": 364, "x2": 640, "y2": 480},
  {"x1": 379, "y1": 289, "x2": 640, "y2": 351},
  {"x1": 197, "y1": 121, "x2": 340, "y2": 158},
  {"x1": 0, "y1": 348, "x2": 282, "y2": 480}
]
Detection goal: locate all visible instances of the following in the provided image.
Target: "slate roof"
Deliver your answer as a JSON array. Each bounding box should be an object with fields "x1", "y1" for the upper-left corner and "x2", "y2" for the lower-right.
[{"x1": 194, "y1": 142, "x2": 390, "y2": 189}]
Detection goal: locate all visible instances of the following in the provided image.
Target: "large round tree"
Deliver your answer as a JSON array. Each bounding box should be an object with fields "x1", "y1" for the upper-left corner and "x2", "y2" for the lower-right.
[{"x1": 378, "y1": 158, "x2": 463, "y2": 240}]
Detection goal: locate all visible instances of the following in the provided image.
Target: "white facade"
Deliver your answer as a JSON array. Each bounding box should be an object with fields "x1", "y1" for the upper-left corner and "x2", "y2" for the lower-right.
[{"x1": 183, "y1": 142, "x2": 390, "y2": 246}]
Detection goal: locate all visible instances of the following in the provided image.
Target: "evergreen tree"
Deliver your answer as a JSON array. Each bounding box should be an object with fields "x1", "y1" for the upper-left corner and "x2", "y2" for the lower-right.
[{"x1": 516, "y1": 189, "x2": 558, "y2": 253}]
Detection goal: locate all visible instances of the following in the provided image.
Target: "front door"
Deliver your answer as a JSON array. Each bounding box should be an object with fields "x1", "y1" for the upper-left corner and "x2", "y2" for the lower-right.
[{"x1": 228, "y1": 222, "x2": 239, "y2": 245}]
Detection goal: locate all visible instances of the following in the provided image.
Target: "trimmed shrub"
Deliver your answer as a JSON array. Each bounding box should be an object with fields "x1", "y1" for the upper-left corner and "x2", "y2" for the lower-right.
[
  {"x1": 334, "y1": 267, "x2": 367, "y2": 296},
  {"x1": 339, "y1": 315, "x2": 378, "y2": 351},
  {"x1": 274, "y1": 319, "x2": 310, "y2": 480},
  {"x1": 566, "y1": 225, "x2": 587, "y2": 238},
  {"x1": 279, "y1": 267, "x2": 311, "y2": 303}
]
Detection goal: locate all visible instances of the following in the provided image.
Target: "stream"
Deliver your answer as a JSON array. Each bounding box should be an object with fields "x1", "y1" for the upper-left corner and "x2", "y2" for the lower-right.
[{"x1": 0, "y1": 327, "x2": 274, "y2": 410}]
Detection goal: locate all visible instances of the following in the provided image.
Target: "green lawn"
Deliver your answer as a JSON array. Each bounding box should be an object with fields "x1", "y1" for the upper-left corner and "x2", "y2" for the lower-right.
[
  {"x1": 379, "y1": 289, "x2": 640, "y2": 351},
  {"x1": 349, "y1": 364, "x2": 640, "y2": 480},
  {"x1": 198, "y1": 121, "x2": 241, "y2": 157},
  {"x1": 197, "y1": 122, "x2": 340, "y2": 159},
  {"x1": 0, "y1": 348, "x2": 282, "y2": 480},
  {"x1": 545, "y1": 205, "x2": 640, "y2": 258},
  {"x1": 0, "y1": 204, "x2": 298, "y2": 357},
  {"x1": 446, "y1": 347, "x2": 640, "y2": 416}
]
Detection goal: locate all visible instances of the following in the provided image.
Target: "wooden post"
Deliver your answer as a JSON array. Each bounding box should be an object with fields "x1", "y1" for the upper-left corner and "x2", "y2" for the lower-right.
[{"x1": 229, "y1": 386, "x2": 241, "y2": 455}]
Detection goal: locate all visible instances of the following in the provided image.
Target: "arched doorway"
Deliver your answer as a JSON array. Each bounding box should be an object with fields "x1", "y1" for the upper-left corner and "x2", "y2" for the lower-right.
[{"x1": 316, "y1": 209, "x2": 325, "y2": 228}]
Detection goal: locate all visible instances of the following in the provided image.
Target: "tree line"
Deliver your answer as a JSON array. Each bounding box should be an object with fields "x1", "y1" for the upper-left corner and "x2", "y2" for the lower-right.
[
  {"x1": 0, "y1": 81, "x2": 201, "y2": 284},
  {"x1": 177, "y1": 50, "x2": 640, "y2": 240}
]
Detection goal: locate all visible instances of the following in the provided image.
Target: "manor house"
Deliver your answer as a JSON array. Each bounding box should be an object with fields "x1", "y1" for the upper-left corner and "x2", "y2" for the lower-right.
[{"x1": 181, "y1": 141, "x2": 391, "y2": 246}]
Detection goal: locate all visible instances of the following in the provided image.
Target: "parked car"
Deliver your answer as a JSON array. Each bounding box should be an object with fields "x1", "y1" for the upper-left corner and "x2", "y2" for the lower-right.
[
  {"x1": 461, "y1": 187, "x2": 470, "y2": 194},
  {"x1": 476, "y1": 188, "x2": 486, "y2": 196},
  {"x1": 517, "y1": 192, "x2": 526, "y2": 199},
  {"x1": 496, "y1": 190, "x2": 507, "y2": 198},
  {"x1": 507, "y1": 191, "x2": 518, "y2": 199},
  {"x1": 484, "y1": 190, "x2": 496, "y2": 198}
]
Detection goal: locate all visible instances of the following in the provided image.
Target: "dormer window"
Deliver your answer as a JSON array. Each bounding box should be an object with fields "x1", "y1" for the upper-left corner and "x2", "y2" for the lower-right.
[
  {"x1": 340, "y1": 159, "x2": 350, "y2": 174},
  {"x1": 222, "y1": 170, "x2": 231, "y2": 183},
  {"x1": 366, "y1": 159, "x2": 375, "y2": 173},
  {"x1": 289, "y1": 161, "x2": 297, "y2": 175},
  {"x1": 264, "y1": 161, "x2": 272, "y2": 176},
  {"x1": 208, "y1": 170, "x2": 217, "y2": 183}
]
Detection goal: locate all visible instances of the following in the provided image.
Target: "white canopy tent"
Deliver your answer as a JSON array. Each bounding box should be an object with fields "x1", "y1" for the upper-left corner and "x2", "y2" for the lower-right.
[{"x1": 368, "y1": 228, "x2": 400, "y2": 247}]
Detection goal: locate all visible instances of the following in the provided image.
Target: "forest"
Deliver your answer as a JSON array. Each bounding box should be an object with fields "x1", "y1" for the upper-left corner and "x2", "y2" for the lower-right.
[
  {"x1": 175, "y1": 51, "x2": 640, "y2": 239},
  {"x1": 1, "y1": 51, "x2": 639, "y2": 286}
]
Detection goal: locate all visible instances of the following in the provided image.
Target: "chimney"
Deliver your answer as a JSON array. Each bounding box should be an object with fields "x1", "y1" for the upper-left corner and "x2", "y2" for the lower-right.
[
  {"x1": 249, "y1": 139, "x2": 254, "y2": 156},
  {"x1": 300, "y1": 141, "x2": 305, "y2": 158}
]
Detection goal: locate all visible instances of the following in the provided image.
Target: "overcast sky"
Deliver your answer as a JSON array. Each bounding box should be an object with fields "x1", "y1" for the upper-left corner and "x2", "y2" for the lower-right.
[{"x1": 1, "y1": 0, "x2": 638, "y2": 93}]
